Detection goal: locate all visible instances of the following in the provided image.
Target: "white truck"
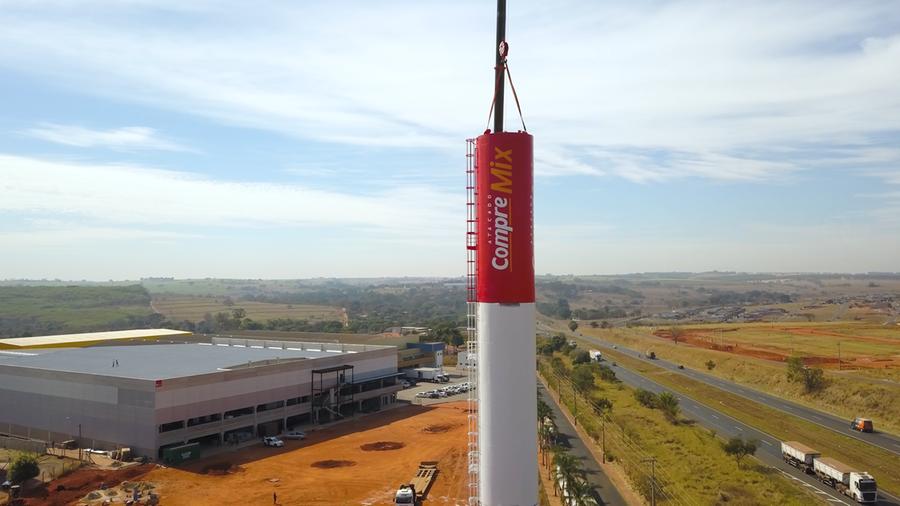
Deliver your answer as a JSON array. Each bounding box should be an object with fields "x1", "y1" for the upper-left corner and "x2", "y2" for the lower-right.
[
  {"x1": 813, "y1": 456, "x2": 878, "y2": 504},
  {"x1": 781, "y1": 441, "x2": 820, "y2": 474},
  {"x1": 404, "y1": 367, "x2": 449, "y2": 383},
  {"x1": 589, "y1": 349, "x2": 603, "y2": 362}
]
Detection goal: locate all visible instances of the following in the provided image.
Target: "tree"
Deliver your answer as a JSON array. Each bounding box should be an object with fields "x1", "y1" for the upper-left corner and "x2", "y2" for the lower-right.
[
  {"x1": 537, "y1": 397, "x2": 553, "y2": 423},
  {"x1": 223, "y1": 296, "x2": 235, "y2": 307},
  {"x1": 572, "y1": 350, "x2": 590, "y2": 365},
  {"x1": 657, "y1": 392, "x2": 680, "y2": 423},
  {"x1": 590, "y1": 321, "x2": 599, "y2": 329},
  {"x1": 634, "y1": 389, "x2": 658, "y2": 408},
  {"x1": 568, "y1": 320, "x2": 579, "y2": 332},
  {"x1": 721, "y1": 437, "x2": 758, "y2": 468},
  {"x1": 8, "y1": 452, "x2": 40, "y2": 483},
  {"x1": 231, "y1": 308, "x2": 247, "y2": 320},
  {"x1": 567, "y1": 477, "x2": 595, "y2": 506},
  {"x1": 786, "y1": 356, "x2": 806, "y2": 382},
  {"x1": 552, "y1": 449, "x2": 582, "y2": 496},
  {"x1": 670, "y1": 326, "x2": 684, "y2": 344},
  {"x1": 705, "y1": 360, "x2": 716, "y2": 371},
  {"x1": 539, "y1": 342, "x2": 555, "y2": 356},
  {"x1": 803, "y1": 367, "x2": 827, "y2": 393},
  {"x1": 600, "y1": 320, "x2": 611, "y2": 329},
  {"x1": 571, "y1": 365, "x2": 595, "y2": 392}
]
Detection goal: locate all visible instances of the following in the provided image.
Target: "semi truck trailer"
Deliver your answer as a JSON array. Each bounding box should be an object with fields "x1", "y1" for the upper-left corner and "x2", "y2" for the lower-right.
[
  {"x1": 781, "y1": 440, "x2": 877, "y2": 503},
  {"x1": 394, "y1": 462, "x2": 438, "y2": 505},
  {"x1": 589, "y1": 350, "x2": 602, "y2": 362},
  {"x1": 813, "y1": 457, "x2": 877, "y2": 504},
  {"x1": 781, "y1": 441, "x2": 820, "y2": 474}
]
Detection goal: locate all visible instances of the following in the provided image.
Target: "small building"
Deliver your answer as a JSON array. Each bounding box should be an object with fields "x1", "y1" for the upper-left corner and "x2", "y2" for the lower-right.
[{"x1": 398, "y1": 342, "x2": 444, "y2": 369}]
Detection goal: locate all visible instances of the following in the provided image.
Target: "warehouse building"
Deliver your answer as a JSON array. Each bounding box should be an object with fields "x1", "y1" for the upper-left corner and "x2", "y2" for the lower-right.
[{"x1": 0, "y1": 334, "x2": 402, "y2": 460}]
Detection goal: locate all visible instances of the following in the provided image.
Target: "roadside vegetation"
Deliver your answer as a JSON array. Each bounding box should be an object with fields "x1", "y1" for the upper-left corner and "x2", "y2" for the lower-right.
[
  {"x1": 537, "y1": 336, "x2": 820, "y2": 505},
  {"x1": 586, "y1": 340, "x2": 900, "y2": 496},
  {"x1": 580, "y1": 326, "x2": 900, "y2": 435}
]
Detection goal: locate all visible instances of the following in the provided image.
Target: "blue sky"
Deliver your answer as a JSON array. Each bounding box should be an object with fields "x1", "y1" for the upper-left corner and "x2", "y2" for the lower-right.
[{"x1": 1, "y1": 0, "x2": 899, "y2": 279}]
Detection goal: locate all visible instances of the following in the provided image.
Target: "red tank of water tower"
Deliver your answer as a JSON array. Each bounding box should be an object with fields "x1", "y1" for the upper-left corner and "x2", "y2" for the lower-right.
[{"x1": 475, "y1": 131, "x2": 534, "y2": 303}]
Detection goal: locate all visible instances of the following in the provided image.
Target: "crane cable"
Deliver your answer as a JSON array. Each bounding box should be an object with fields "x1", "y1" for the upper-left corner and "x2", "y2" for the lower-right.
[{"x1": 485, "y1": 59, "x2": 528, "y2": 133}]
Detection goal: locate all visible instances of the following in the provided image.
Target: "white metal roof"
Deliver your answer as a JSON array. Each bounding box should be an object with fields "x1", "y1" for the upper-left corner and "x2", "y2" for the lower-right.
[{"x1": 0, "y1": 328, "x2": 191, "y2": 348}]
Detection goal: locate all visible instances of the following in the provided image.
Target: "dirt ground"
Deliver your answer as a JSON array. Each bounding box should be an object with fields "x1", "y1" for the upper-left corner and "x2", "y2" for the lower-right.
[
  {"x1": 653, "y1": 327, "x2": 900, "y2": 370},
  {"x1": 137, "y1": 402, "x2": 469, "y2": 506},
  {"x1": 14, "y1": 464, "x2": 155, "y2": 506}
]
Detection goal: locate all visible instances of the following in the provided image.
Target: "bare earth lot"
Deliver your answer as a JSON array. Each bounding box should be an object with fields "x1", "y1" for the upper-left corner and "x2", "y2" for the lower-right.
[
  {"x1": 142, "y1": 402, "x2": 468, "y2": 506},
  {"x1": 652, "y1": 322, "x2": 900, "y2": 372}
]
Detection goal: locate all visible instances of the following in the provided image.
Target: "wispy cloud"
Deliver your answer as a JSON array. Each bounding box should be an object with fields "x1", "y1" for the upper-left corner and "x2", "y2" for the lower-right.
[
  {"x1": 22, "y1": 123, "x2": 190, "y2": 152},
  {"x1": 0, "y1": 1, "x2": 898, "y2": 182},
  {"x1": 0, "y1": 154, "x2": 460, "y2": 237}
]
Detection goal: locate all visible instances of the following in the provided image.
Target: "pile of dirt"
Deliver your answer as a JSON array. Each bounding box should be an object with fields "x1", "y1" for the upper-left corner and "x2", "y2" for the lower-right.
[
  {"x1": 422, "y1": 423, "x2": 457, "y2": 434},
  {"x1": 19, "y1": 463, "x2": 154, "y2": 506},
  {"x1": 202, "y1": 462, "x2": 245, "y2": 475},
  {"x1": 359, "y1": 441, "x2": 405, "y2": 451},
  {"x1": 310, "y1": 460, "x2": 356, "y2": 469}
]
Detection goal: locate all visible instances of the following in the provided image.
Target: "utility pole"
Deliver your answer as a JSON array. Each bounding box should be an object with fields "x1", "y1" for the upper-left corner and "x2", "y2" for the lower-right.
[
  {"x1": 572, "y1": 383, "x2": 578, "y2": 426},
  {"x1": 642, "y1": 457, "x2": 657, "y2": 506},
  {"x1": 493, "y1": 0, "x2": 507, "y2": 133},
  {"x1": 600, "y1": 418, "x2": 606, "y2": 462},
  {"x1": 837, "y1": 341, "x2": 841, "y2": 371}
]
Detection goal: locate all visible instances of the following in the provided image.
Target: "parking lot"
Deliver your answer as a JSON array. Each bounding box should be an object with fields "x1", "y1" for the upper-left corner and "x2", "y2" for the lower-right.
[{"x1": 397, "y1": 367, "x2": 474, "y2": 406}]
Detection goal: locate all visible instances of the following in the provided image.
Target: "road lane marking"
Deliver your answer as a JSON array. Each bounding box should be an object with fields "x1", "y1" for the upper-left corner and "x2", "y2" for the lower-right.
[{"x1": 761, "y1": 440, "x2": 772, "y2": 446}]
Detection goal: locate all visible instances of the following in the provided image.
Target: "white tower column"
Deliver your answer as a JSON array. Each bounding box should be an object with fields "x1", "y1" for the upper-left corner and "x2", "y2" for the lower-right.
[{"x1": 477, "y1": 302, "x2": 537, "y2": 506}]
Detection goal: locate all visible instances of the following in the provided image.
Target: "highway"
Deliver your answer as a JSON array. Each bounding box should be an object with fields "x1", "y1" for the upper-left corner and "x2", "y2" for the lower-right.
[
  {"x1": 571, "y1": 339, "x2": 900, "y2": 505},
  {"x1": 538, "y1": 381, "x2": 627, "y2": 506},
  {"x1": 576, "y1": 332, "x2": 900, "y2": 457}
]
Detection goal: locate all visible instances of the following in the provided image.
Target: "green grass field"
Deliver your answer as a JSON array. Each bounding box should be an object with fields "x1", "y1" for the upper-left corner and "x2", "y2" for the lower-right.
[
  {"x1": 0, "y1": 285, "x2": 154, "y2": 337},
  {"x1": 151, "y1": 295, "x2": 345, "y2": 323},
  {"x1": 539, "y1": 357, "x2": 821, "y2": 505},
  {"x1": 581, "y1": 343, "x2": 900, "y2": 496}
]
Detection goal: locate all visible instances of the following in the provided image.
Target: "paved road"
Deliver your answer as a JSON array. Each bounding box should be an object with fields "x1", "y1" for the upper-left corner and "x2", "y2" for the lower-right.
[
  {"x1": 578, "y1": 333, "x2": 900, "y2": 457},
  {"x1": 595, "y1": 350, "x2": 900, "y2": 505},
  {"x1": 538, "y1": 381, "x2": 627, "y2": 506}
]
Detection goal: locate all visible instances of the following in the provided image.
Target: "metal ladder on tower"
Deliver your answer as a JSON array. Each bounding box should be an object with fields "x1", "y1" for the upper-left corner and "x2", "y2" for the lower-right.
[{"x1": 465, "y1": 138, "x2": 480, "y2": 506}]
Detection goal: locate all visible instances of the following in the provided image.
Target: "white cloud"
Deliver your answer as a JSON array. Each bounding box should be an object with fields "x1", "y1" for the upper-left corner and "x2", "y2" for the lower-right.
[
  {"x1": 0, "y1": 1, "x2": 898, "y2": 182},
  {"x1": 22, "y1": 123, "x2": 190, "y2": 152},
  {"x1": 0, "y1": 154, "x2": 460, "y2": 237}
]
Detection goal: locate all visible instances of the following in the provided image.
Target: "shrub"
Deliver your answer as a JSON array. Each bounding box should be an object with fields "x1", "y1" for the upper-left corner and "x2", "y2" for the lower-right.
[
  {"x1": 634, "y1": 388, "x2": 658, "y2": 408},
  {"x1": 803, "y1": 367, "x2": 827, "y2": 393},
  {"x1": 8, "y1": 452, "x2": 40, "y2": 484},
  {"x1": 572, "y1": 350, "x2": 590, "y2": 365},
  {"x1": 572, "y1": 365, "x2": 595, "y2": 392},
  {"x1": 705, "y1": 360, "x2": 716, "y2": 371},
  {"x1": 657, "y1": 392, "x2": 680, "y2": 423}
]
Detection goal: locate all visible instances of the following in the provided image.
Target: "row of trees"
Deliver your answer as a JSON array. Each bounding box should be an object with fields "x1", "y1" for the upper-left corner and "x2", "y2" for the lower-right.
[{"x1": 537, "y1": 395, "x2": 597, "y2": 505}]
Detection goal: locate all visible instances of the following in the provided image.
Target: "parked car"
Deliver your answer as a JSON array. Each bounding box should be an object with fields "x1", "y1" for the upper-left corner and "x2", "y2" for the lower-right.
[
  {"x1": 283, "y1": 431, "x2": 306, "y2": 440},
  {"x1": 850, "y1": 417, "x2": 874, "y2": 433},
  {"x1": 400, "y1": 380, "x2": 412, "y2": 389},
  {"x1": 677, "y1": 364, "x2": 685, "y2": 370},
  {"x1": 263, "y1": 436, "x2": 284, "y2": 447}
]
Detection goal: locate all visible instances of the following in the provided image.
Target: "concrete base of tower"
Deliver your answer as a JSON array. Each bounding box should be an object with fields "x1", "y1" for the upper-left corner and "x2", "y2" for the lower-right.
[{"x1": 477, "y1": 302, "x2": 537, "y2": 506}]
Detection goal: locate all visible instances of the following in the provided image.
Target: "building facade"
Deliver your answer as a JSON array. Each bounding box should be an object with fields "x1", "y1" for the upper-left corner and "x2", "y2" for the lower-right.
[{"x1": 0, "y1": 338, "x2": 401, "y2": 459}]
